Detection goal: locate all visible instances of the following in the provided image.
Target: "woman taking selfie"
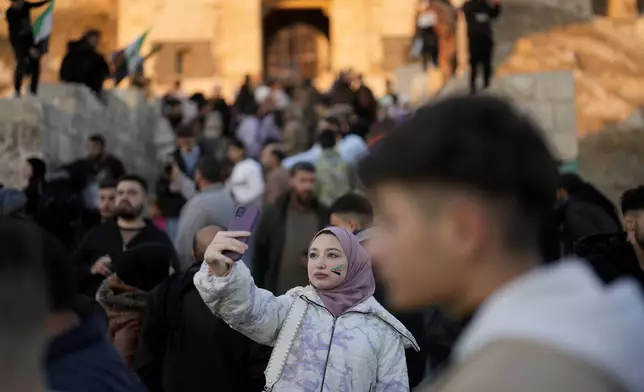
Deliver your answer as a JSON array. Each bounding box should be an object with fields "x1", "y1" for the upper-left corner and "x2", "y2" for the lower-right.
[{"x1": 194, "y1": 226, "x2": 418, "y2": 391}]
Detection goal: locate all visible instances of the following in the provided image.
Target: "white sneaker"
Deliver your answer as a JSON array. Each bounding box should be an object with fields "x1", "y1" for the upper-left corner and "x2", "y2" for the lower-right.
[{"x1": 12, "y1": 91, "x2": 20, "y2": 99}]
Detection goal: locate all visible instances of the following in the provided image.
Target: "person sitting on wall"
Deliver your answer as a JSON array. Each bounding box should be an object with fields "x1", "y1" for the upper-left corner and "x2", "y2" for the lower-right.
[{"x1": 60, "y1": 29, "x2": 110, "y2": 98}]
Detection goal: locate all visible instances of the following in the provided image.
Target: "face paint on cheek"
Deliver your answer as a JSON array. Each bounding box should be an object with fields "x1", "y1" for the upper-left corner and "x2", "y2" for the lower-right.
[{"x1": 331, "y1": 265, "x2": 344, "y2": 276}]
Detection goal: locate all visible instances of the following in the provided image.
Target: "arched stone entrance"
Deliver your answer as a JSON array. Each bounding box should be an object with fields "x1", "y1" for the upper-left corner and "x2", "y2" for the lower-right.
[{"x1": 262, "y1": 8, "x2": 330, "y2": 80}]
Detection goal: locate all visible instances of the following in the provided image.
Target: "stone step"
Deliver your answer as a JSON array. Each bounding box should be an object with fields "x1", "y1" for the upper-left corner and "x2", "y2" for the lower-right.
[{"x1": 396, "y1": 2, "x2": 591, "y2": 100}]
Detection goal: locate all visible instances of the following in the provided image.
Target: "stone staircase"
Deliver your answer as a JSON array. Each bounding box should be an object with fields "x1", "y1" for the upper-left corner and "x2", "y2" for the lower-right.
[
  {"x1": 398, "y1": 1, "x2": 592, "y2": 101},
  {"x1": 0, "y1": 84, "x2": 161, "y2": 188}
]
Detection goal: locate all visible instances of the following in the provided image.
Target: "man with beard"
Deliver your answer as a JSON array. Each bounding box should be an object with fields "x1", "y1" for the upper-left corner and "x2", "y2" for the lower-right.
[
  {"x1": 576, "y1": 185, "x2": 644, "y2": 290},
  {"x1": 72, "y1": 175, "x2": 176, "y2": 298},
  {"x1": 253, "y1": 162, "x2": 329, "y2": 294}
]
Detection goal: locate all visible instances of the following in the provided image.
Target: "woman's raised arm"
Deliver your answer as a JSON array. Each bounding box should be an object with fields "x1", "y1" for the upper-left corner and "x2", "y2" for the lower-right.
[{"x1": 193, "y1": 232, "x2": 293, "y2": 346}]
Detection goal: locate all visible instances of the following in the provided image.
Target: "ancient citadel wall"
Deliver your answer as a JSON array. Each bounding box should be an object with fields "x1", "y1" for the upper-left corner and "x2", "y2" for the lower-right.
[{"x1": 0, "y1": 84, "x2": 159, "y2": 189}]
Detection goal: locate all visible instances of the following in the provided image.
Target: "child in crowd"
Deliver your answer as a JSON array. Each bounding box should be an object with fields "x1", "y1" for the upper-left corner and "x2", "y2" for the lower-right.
[{"x1": 97, "y1": 244, "x2": 174, "y2": 366}]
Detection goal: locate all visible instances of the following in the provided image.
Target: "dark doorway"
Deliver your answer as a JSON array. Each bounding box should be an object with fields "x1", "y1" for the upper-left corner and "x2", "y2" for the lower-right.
[
  {"x1": 593, "y1": 0, "x2": 607, "y2": 15},
  {"x1": 593, "y1": 0, "x2": 644, "y2": 15},
  {"x1": 262, "y1": 8, "x2": 330, "y2": 80}
]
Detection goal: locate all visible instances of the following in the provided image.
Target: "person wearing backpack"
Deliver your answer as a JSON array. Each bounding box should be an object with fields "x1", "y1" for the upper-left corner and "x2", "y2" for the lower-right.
[
  {"x1": 134, "y1": 226, "x2": 271, "y2": 392},
  {"x1": 315, "y1": 128, "x2": 353, "y2": 206}
]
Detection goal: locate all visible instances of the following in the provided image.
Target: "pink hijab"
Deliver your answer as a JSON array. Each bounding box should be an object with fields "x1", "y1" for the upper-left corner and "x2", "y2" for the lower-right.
[{"x1": 310, "y1": 227, "x2": 376, "y2": 318}]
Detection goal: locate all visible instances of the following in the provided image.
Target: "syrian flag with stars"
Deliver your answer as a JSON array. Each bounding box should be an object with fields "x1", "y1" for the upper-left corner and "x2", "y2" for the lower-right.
[
  {"x1": 112, "y1": 30, "x2": 149, "y2": 85},
  {"x1": 32, "y1": 0, "x2": 56, "y2": 54}
]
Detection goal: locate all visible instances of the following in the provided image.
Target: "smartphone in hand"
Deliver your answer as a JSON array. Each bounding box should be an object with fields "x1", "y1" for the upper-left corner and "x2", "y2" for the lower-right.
[{"x1": 222, "y1": 205, "x2": 260, "y2": 261}]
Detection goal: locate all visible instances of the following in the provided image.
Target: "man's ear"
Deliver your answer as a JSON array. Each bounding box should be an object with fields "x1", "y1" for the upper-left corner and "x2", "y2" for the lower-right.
[
  {"x1": 347, "y1": 217, "x2": 359, "y2": 233},
  {"x1": 624, "y1": 215, "x2": 635, "y2": 232}
]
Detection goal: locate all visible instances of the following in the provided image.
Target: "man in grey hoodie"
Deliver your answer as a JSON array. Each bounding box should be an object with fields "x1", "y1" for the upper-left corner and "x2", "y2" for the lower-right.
[{"x1": 358, "y1": 95, "x2": 644, "y2": 392}]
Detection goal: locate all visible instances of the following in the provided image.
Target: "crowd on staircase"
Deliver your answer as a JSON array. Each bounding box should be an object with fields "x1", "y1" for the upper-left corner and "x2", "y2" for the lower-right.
[{"x1": 3, "y1": 1, "x2": 644, "y2": 392}]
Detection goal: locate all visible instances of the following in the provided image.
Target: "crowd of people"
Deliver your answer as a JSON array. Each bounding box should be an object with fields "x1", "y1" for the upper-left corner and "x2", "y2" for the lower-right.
[
  {"x1": 3, "y1": 63, "x2": 644, "y2": 391},
  {"x1": 3, "y1": 0, "x2": 644, "y2": 392}
]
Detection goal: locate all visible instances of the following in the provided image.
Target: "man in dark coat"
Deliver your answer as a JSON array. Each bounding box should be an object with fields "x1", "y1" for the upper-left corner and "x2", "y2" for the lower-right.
[
  {"x1": 71, "y1": 175, "x2": 177, "y2": 298},
  {"x1": 462, "y1": 0, "x2": 501, "y2": 93},
  {"x1": 253, "y1": 162, "x2": 329, "y2": 294},
  {"x1": 575, "y1": 186, "x2": 644, "y2": 290},
  {"x1": 134, "y1": 226, "x2": 271, "y2": 392},
  {"x1": 59, "y1": 29, "x2": 110, "y2": 97}
]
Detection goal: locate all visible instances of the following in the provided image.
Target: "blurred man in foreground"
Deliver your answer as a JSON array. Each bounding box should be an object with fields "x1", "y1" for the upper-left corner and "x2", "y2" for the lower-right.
[
  {"x1": 0, "y1": 217, "x2": 49, "y2": 391},
  {"x1": 358, "y1": 95, "x2": 644, "y2": 392}
]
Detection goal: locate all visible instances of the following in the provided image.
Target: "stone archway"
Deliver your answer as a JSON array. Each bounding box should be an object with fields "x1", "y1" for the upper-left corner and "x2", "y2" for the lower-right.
[{"x1": 262, "y1": 8, "x2": 330, "y2": 80}]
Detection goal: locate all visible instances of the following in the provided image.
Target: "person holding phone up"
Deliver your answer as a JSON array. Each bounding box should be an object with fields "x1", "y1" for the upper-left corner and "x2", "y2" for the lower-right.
[{"x1": 194, "y1": 226, "x2": 419, "y2": 392}]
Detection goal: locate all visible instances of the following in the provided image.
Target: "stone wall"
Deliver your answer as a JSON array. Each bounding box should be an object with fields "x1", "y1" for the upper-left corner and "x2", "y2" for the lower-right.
[
  {"x1": 504, "y1": 0, "x2": 592, "y2": 17},
  {"x1": 442, "y1": 69, "x2": 644, "y2": 203},
  {"x1": 489, "y1": 70, "x2": 579, "y2": 162},
  {"x1": 579, "y1": 108, "x2": 644, "y2": 202},
  {"x1": 0, "y1": 84, "x2": 159, "y2": 189},
  {"x1": 492, "y1": 1, "x2": 592, "y2": 66}
]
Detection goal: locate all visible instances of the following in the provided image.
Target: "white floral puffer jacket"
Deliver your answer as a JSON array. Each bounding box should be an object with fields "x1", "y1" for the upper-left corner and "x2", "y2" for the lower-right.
[{"x1": 194, "y1": 261, "x2": 419, "y2": 392}]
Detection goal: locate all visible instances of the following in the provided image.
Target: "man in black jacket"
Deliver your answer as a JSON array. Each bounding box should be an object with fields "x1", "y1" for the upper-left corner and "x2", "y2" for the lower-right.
[
  {"x1": 72, "y1": 174, "x2": 177, "y2": 298},
  {"x1": 134, "y1": 226, "x2": 271, "y2": 392},
  {"x1": 462, "y1": 0, "x2": 501, "y2": 94},
  {"x1": 575, "y1": 186, "x2": 644, "y2": 290},
  {"x1": 253, "y1": 162, "x2": 329, "y2": 294},
  {"x1": 59, "y1": 29, "x2": 110, "y2": 97},
  {"x1": 5, "y1": 0, "x2": 50, "y2": 97}
]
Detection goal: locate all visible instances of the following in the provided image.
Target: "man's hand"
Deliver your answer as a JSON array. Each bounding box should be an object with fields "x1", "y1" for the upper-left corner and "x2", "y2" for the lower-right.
[
  {"x1": 28, "y1": 48, "x2": 40, "y2": 59},
  {"x1": 203, "y1": 231, "x2": 250, "y2": 277},
  {"x1": 90, "y1": 256, "x2": 112, "y2": 276}
]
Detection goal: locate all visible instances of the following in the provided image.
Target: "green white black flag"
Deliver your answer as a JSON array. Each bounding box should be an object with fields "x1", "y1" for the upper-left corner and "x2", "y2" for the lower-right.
[
  {"x1": 32, "y1": 0, "x2": 55, "y2": 54},
  {"x1": 112, "y1": 30, "x2": 149, "y2": 85}
]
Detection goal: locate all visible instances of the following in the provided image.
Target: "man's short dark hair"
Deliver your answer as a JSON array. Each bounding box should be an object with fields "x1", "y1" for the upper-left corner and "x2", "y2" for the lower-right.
[
  {"x1": 176, "y1": 124, "x2": 196, "y2": 139},
  {"x1": 318, "y1": 130, "x2": 337, "y2": 150},
  {"x1": 621, "y1": 186, "x2": 644, "y2": 215},
  {"x1": 88, "y1": 134, "x2": 105, "y2": 147},
  {"x1": 329, "y1": 193, "x2": 374, "y2": 225},
  {"x1": 290, "y1": 162, "x2": 316, "y2": 177},
  {"x1": 322, "y1": 116, "x2": 342, "y2": 131},
  {"x1": 83, "y1": 29, "x2": 101, "y2": 40},
  {"x1": 228, "y1": 138, "x2": 246, "y2": 151},
  {"x1": 197, "y1": 156, "x2": 223, "y2": 184},
  {"x1": 271, "y1": 148, "x2": 286, "y2": 163},
  {"x1": 99, "y1": 178, "x2": 118, "y2": 190},
  {"x1": 358, "y1": 95, "x2": 559, "y2": 252},
  {"x1": 118, "y1": 174, "x2": 148, "y2": 193}
]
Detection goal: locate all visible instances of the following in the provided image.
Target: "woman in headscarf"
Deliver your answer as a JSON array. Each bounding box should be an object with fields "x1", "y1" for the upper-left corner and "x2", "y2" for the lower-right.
[
  {"x1": 194, "y1": 226, "x2": 418, "y2": 391},
  {"x1": 23, "y1": 157, "x2": 47, "y2": 215}
]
